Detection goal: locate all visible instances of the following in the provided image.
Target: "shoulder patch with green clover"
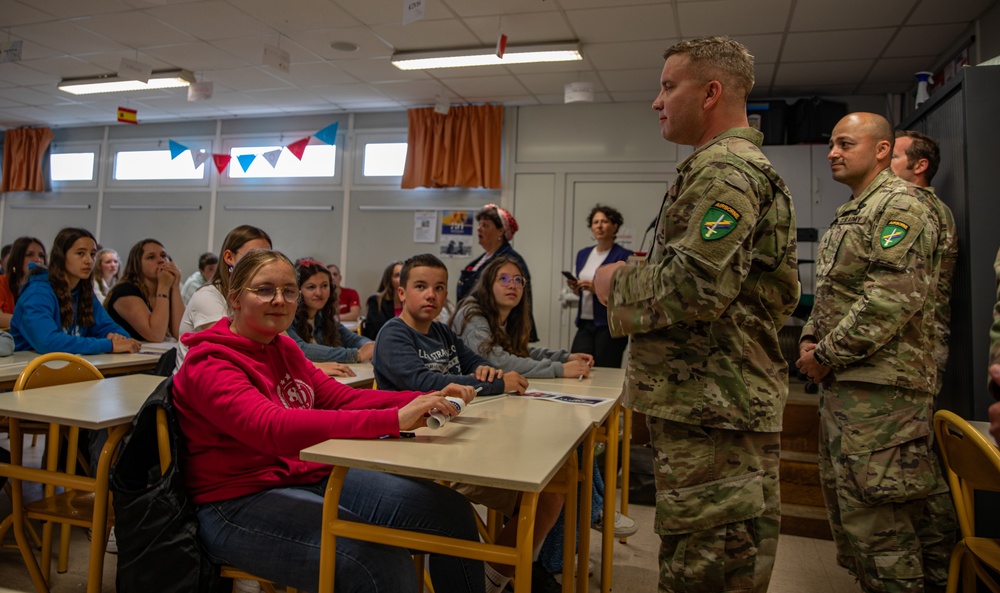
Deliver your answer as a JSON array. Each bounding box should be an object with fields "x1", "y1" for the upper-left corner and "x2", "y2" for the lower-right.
[{"x1": 701, "y1": 201, "x2": 741, "y2": 241}]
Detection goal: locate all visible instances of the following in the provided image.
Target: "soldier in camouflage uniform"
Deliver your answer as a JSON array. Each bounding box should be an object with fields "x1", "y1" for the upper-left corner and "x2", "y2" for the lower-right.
[
  {"x1": 593, "y1": 37, "x2": 798, "y2": 593},
  {"x1": 797, "y1": 113, "x2": 951, "y2": 593},
  {"x1": 889, "y1": 130, "x2": 959, "y2": 590},
  {"x1": 987, "y1": 247, "x2": 1000, "y2": 441}
]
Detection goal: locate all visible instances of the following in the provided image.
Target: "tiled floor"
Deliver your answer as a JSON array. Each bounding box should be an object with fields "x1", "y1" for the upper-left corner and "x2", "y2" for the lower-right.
[{"x1": 0, "y1": 432, "x2": 865, "y2": 592}]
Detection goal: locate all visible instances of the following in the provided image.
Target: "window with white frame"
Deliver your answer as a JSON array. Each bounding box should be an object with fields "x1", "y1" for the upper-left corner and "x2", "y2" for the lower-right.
[
  {"x1": 114, "y1": 149, "x2": 206, "y2": 181},
  {"x1": 227, "y1": 144, "x2": 336, "y2": 179},
  {"x1": 363, "y1": 142, "x2": 407, "y2": 177}
]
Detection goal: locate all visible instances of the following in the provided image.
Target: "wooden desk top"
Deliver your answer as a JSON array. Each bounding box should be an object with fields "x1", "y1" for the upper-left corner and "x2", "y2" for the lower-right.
[
  {"x1": 302, "y1": 395, "x2": 607, "y2": 492},
  {"x1": 0, "y1": 351, "x2": 161, "y2": 389},
  {"x1": 334, "y1": 364, "x2": 374, "y2": 388},
  {"x1": 0, "y1": 374, "x2": 164, "y2": 430},
  {"x1": 529, "y1": 367, "x2": 626, "y2": 392}
]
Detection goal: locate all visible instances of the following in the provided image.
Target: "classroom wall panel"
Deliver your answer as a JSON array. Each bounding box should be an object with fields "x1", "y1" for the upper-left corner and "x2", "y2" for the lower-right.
[
  {"x1": 345, "y1": 189, "x2": 500, "y2": 310},
  {"x1": 515, "y1": 103, "x2": 672, "y2": 164},
  {"x1": 511, "y1": 173, "x2": 557, "y2": 348},
  {"x1": 99, "y1": 192, "x2": 212, "y2": 275},
  {"x1": 2, "y1": 192, "x2": 99, "y2": 248},
  {"x1": 213, "y1": 190, "x2": 344, "y2": 267},
  {"x1": 107, "y1": 120, "x2": 217, "y2": 140}
]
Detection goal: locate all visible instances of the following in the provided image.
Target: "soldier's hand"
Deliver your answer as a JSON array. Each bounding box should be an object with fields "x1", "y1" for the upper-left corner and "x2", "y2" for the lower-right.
[
  {"x1": 594, "y1": 261, "x2": 626, "y2": 306},
  {"x1": 795, "y1": 348, "x2": 831, "y2": 384},
  {"x1": 989, "y1": 400, "x2": 1000, "y2": 444}
]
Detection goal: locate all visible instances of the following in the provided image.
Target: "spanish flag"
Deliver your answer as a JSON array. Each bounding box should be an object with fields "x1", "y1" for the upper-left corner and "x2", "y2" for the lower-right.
[{"x1": 117, "y1": 107, "x2": 137, "y2": 125}]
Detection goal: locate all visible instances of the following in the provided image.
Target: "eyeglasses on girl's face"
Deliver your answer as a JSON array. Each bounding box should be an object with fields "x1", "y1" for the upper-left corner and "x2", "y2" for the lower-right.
[
  {"x1": 244, "y1": 284, "x2": 300, "y2": 303},
  {"x1": 496, "y1": 273, "x2": 527, "y2": 289}
]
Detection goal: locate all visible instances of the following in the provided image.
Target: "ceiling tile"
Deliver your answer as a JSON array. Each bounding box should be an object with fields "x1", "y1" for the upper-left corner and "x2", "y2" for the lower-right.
[
  {"x1": 372, "y1": 79, "x2": 447, "y2": 102},
  {"x1": 502, "y1": 58, "x2": 597, "y2": 75},
  {"x1": 515, "y1": 71, "x2": 604, "y2": 95},
  {"x1": 774, "y1": 60, "x2": 873, "y2": 86},
  {"x1": 782, "y1": 29, "x2": 894, "y2": 62},
  {"x1": 752, "y1": 63, "x2": 776, "y2": 89},
  {"x1": 201, "y1": 66, "x2": 291, "y2": 91},
  {"x1": 610, "y1": 90, "x2": 657, "y2": 103},
  {"x1": 17, "y1": 55, "x2": 99, "y2": 78},
  {"x1": 442, "y1": 0, "x2": 559, "y2": 17},
  {"x1": 313, "y1": 84, "x2": 390, "y2": 103},
  {"x1": 883, "y1": 23, "x2": 971, "y2": 58},
  {"x1": 211, "y1": 36, "x2": 324, "y2": 66},
  {"x1": 567, "y1": 5, "x2": 675, "y2": 43},
  {"x1": 736, "y1": 34, "x2": 784, "y2": 64},
  {"x1": 333, "y1": 100, "x2": 402, "y2": 110},
  {"x1": 0, "y1": 1, "x2": 59, "y2": 26},
  {"x1": 142, "y1": 42, "x2": 252, "y2": 70},
  {"x1": 463, "y1": 94, "x2": 540, "y2": 106},
  {"x1": 867, "y1": 56, "x2": 938, "y2": 83},
  {"x1": 26, "y1": 0, "x2": 133, "y2": 18},
  {"x1": 770, "y1": 83, "x2": 859, "y2": 96},
  {"x1": 74, "y1": 11, "x2": 195, "y2": 48},
  {"x1": 534, "y1": 92, "x2": 613, "y2": 105},
  {"x1": 14, "y1": 21, "x2": 129, "y2": 55},
  {"x1": 267, "y1": 62, "x2": 359, "y2": 87},
  {"x1": 242, "y1": 88, "x2": 329, "y2": 107},
  {"x1": 285, "y1": 27, "x2": 395, "y2": 60},
  {"x1": 464, "y1": 13, "x2": 574, "y2": 46},
  {"x1": 0, "y1": 62, "x2": 60, "y2": 85},
  {"x1": 145, "y1": 0, "x2": 273, "y2": 40},
  {"x1": 856, "y1": 81, "x2": 912, "y2": 94},
  {"x1": 75, "y1": 51, "x2": 174, "y2": 73},
  {"x1": 371, "y1": 19, "x2": 480, "y2": 51},
  {"x1": 558, "y1": 0, "x2": 669, "y2": 7},
  {"x1": 228, "y1": 0, "x2": 361, "y2": 31},
  {"x1": 599, "y1": 68, "x2": 656, "y2": 92},
  {"x1": 331, "y1": 0, "x2": 453, "y2": 26},
  {"x1": 439, "y1": 74, "x2": 529, "y2": 98},
  {"x1": 908, "y1": 0, "x2": 996, "y2": 24},
  {"x1": 678, "y1": 0, "x2": 792, "y2": 37},
  {"x1": 0, "y1": 85, "x2": 77, "y2": 106},
  {"x1": 789, "y1": 0, "x2": 917, "y2": 31},
  {"x1": 585, "y1": 40, "x2": 674, "y2": 70},
  {"x1": 337, "y1": 58, "x2": 432, "y2": 83}
]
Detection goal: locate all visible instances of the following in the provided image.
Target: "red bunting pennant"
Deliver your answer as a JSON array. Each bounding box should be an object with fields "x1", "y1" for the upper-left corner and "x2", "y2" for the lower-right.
[
  {"x1": 286, "y1": 137, "x2": 310, "y2": 160},
  {"x1": 213, "y1": 154, "x2": 231, "y2": 174}
]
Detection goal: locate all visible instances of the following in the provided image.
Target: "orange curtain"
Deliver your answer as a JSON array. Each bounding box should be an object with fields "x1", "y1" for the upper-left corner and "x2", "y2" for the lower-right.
[
  {"x1": 1, "y1": 127, "x2": 54, "y2": 192},
  {"x1": 402, "y1": 105, "x2": 503, "y2": 189}
]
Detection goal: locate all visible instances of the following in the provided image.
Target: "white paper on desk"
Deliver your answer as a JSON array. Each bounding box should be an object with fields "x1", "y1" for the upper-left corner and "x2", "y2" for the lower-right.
[
  {"x1": 524, "y1": 391, "x2": 605, "y2": 406},
  {"x1": 138, "y1": 340, "x2": 176, "y2": 355}
]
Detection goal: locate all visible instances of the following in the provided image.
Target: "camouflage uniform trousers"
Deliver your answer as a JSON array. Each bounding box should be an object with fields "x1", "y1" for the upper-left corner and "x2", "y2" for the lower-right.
[
  {"x1": 818, "y1": 380, "x2": 958, "y2": 593},
  {"x1": 648, "y1": 416, "x2": 780, "y2": 593}
]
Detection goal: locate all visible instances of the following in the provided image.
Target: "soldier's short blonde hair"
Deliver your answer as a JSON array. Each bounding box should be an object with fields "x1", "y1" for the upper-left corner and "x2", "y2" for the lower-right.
[{"x1": 663, "y1": 36, "x2": 755, "y2": 102}]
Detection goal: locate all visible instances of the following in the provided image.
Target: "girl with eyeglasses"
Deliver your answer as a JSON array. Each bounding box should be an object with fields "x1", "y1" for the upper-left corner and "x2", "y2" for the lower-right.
[
  {"x1": 172, "y1": 249, "x2": 484, "y2": 593},
  {"x1": 10, "y1": 228, "x2": 140, "y2": 354},
  {"x1": 105, "y1": 239, "x2": 184, "y2": 342},
  {"x1": 451, "y1": 256, "x2": 593, "y2": 379},
  {"x1": 287, "y1": 259, "x2": 374, "y2": 363}
]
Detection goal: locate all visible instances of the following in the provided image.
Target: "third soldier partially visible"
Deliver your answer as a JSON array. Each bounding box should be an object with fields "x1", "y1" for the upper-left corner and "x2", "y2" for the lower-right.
[{"x1": 798, "y1": 113, "x2": 956, "y2": 593}]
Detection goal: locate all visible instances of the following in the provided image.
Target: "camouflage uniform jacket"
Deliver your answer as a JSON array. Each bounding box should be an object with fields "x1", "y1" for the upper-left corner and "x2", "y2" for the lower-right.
[
  {"x1": 802, "y1": 168, "x2": 938, "y2": 393},
  {"x1": 608, "y1": 127, "x2": 798, "y2": 432},
  {"x1": 990, "y1": 246, "x2": 1000, "y2": 399},
  {"x1": 913, "y1": 185, "x2": 958, "y2": 393}
]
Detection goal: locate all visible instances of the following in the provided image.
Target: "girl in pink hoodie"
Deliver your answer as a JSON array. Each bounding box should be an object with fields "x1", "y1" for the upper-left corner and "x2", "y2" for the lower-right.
[{"x1": 173, "y1": 249, "x2": 484, "y2": 593}]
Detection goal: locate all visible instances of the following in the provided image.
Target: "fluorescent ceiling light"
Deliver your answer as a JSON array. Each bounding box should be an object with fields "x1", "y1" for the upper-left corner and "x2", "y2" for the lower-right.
[
  {"x1": 392, "y1": 42, "x2": 582, "y2": 70},
  {"x1": 58, "y1": 69, "x2": 195, "y2": 95}
]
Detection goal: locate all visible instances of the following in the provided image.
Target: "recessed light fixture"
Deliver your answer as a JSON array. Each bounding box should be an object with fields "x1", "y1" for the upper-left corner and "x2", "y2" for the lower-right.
[
  {"x1": 330, "y1": 41, "x2": 359, "y2": 52},
  {"x1": 391, "y1": 42, "x2": 582, "y2": 70},
  {"x1": 58, "y1": 69, "x2": 195, "y2": 95}
]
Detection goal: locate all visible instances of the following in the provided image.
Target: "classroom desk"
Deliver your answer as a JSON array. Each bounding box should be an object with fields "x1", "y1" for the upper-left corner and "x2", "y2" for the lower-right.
[
  {"x1": 529, "y1": 371, "x2": 626, "y2": 593},
  {"x1": 301, "y1": 393, "x2": 619, "y2": 593},
  {"x1": 0, "y1": 351, "x2": 161, "y2": 390},
  {"x1": 332, "y1": 363, "x2": 374, "y2": 389},
  {"x1": 969, "y1": 420, "x2": 999, "y2": 447},
  {"x1": 0, "y1": 374, "x2": 165, "y2": 593}
]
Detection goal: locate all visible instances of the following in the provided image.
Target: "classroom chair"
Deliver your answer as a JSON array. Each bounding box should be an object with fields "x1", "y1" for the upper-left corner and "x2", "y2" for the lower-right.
[
  {"x1": 933, "y1": 410, "x2": 1000, "y2": 593},
  {"x1": 11, "y1": 353, "x2": 107, "y2": 580}
]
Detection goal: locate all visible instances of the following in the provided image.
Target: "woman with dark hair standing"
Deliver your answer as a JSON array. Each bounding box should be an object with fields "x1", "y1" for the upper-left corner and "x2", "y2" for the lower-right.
[
  {"x1": 10, "y1": 228, "x2": 140, "y2": 354},
  {"x1": 105, "y1": 239, "x2": 184, "y2": 342},
  {"x1": 456, "y1": 204, "x2": 537, "y2": 341},
  {"x1": 175, "y1": 225, "x2": 272, "y2": 370},
  {"x1": 567, "y1": 204, "x2": 633, "y2": 368},
  {"x1": 0, "y1": 236, "x2": 46, "y2": 327},
  {"x1": 361, "y1": 260, "x2": 402, "y2": 340},
  {"x1": 288, "y1": 259, "x2": 374, "y2": 363}
]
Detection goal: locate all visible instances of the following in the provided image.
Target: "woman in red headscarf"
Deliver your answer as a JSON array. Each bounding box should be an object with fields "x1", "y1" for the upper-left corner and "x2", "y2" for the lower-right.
[{"x1": 456, "y1": 204, "x2": 537, "y2": 341}]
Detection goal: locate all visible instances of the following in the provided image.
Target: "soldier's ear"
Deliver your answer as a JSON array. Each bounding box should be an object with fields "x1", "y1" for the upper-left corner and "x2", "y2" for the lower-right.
[
  {"x1": 875, "y1": 139, "x2": 892, "y2": 162},
  {"x1": 912, "y1": 157, "x2": 930, "y2": 176}
]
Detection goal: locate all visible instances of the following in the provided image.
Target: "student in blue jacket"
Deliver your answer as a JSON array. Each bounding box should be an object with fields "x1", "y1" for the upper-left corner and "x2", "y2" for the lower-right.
[{"x1": 11, "y1": 228, "x2": 141, "y2": 355}]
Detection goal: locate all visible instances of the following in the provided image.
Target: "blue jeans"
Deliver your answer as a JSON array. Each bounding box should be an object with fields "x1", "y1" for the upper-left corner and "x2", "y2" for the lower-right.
[{"x1": 197, "y1": 469, "x2": 485, "y2": 593}]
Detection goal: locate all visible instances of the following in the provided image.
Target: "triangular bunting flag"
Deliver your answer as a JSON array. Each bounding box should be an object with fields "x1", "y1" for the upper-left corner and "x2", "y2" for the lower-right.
[
  {"x1": 169, "y1": 140, "x2": 188, "y2": 160},
  {"x1": 286, "y1": 137, "x2": 310, "y2": 160},
  {"x1": 261, "y1": 148, "x2": 282, "y2": 168},
  {"x1": 213, "y1": 154, "x2": 231, "y2": 174},
  {"x1": 192, "y1": 151, "x2": 210, "y2": 169},
  {"x1": 237, "y1": 154, "x2": 257, "y2": 173},
  {"x1": 313, "y1": 122, "x2": 339, "y2": 146}
]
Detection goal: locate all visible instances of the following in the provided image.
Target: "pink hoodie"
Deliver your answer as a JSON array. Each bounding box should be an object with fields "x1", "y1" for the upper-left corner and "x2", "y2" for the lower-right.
[{"x1": 174, "y1": 318, "x2": 420, "y2": 504}]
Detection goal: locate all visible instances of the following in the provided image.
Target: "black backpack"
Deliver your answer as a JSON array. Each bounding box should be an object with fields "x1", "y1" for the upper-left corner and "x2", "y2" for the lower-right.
[{"x1": 109, "y1": 377, "x2": 226, "y2": 593}]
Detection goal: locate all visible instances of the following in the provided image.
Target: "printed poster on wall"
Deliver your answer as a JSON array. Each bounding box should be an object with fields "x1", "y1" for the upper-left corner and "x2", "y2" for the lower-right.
[
  {"x1": 414, "y1": 210, "x2": 437, "y2": 243},
  {"x1": 439, "y1": 210, "x2": 473, "y2": 258}
]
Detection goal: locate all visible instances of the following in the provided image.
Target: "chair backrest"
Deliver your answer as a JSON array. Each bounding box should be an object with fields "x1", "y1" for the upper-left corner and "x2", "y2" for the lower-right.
[
  {"x1": 933, "y1": 409, "x2": 1000, "y2": 539},
  {"x1": 14, "y1": 352, "x2": 104, "y2": 391}
]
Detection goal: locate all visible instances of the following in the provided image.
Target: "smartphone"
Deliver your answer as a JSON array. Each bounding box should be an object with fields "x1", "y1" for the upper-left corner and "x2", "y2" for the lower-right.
[{"x1": 561, "y1": 271, "x2": 576, "y2": 281}]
